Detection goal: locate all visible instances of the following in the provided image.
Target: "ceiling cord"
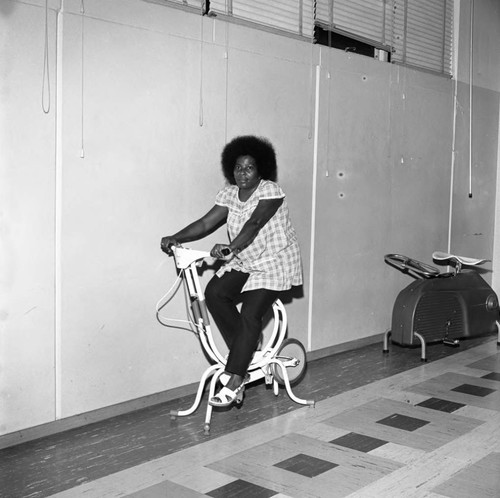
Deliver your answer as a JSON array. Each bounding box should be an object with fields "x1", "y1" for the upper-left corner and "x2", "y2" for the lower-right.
[
  {"x1": 42, "y1": 0, "x2": 51, "y2": 114},
  {"x1": 198, "y1": 3, "x2": 204, "y2": 127},
  {"x1": 80, "y1": 0, "x2": 85, "y2": 158},
  {"x1": 468, "y1": 0, "x2": 474, "y2": 198}
]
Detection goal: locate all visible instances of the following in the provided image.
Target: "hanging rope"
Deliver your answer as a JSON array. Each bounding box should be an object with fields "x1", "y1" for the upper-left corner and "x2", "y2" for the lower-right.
[
  {"x1": 198, "y1": 2, "x2": 204, "y2": 127},
  {"x1": 42, "y1": 0, "x2": 51, "y2": 114},
  {"x1": 80, "y1": 0, "x2": 85, "y2": 158},
  {"x1": 223, "y1": 12, "x2": 229, "y2": 142}
]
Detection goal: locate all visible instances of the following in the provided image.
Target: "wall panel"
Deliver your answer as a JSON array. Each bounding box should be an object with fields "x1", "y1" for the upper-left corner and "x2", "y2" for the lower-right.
[{"x1": 0, "y1": 1, "x2": 57, "y2": 432}]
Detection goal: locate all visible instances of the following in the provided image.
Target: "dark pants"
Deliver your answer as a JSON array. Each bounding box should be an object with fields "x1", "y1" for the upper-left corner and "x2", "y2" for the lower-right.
[{"x1": 205, "y1": 270, "x2": 279, "y2": 377}]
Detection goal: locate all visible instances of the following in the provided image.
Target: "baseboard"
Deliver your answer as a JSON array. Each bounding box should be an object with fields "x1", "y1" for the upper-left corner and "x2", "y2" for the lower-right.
[
  {"x1": 306, "y1": 332, "x2": 385, "y2": 362},
  {"x1": 0, "y1": 333, "x2": 384, "y2": 450},
  {"x1": 0, "y1": 381, "x2": 200, "y2": 450}
]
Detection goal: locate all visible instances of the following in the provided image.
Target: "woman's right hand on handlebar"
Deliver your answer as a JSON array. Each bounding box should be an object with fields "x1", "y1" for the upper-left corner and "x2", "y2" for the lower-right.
[
  {"x1": 161, "y1": 236, "x2": 180, "y2": 256},
  {"x1": 210, "y1": 244, "x2": 232, "y2": 259}
]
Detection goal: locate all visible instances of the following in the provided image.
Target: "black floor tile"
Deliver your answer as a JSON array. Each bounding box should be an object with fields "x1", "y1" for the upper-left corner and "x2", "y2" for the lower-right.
[
  {"x1": 274, "y1": 453, "x2": 338, "y2": 478},
  {"x1": 451, "y1": 384, "x2": 496, "y2": 397},
  {"x1": 207, "y1": 479, "x2": 276, "y2": 498},
  {"x1": 376, "y1": 413, "x2": 430, "y2": 431},
  {"x1": 482, "y1": 372, "x2": 500, "y2": 382},
  {"x1": 330, "y1": 432, "x2": 387, "y2": 452},
  {"x1": 416, "y1": 397, "x2": 466, "y2": 413}
]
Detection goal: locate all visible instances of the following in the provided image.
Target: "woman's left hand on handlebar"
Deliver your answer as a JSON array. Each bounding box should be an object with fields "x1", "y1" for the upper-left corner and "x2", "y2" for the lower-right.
[{"x1": 210, "y1": 244, "x2": 232, "y2": 259}]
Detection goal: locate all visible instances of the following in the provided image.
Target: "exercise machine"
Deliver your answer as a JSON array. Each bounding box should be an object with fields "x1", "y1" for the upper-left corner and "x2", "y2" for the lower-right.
[
  {"x1": 383, "y1": 251, "x2": 499, "y2": 361},
  {"x1": 157, "y1": 246, "x2": 314, "y2": 434}
]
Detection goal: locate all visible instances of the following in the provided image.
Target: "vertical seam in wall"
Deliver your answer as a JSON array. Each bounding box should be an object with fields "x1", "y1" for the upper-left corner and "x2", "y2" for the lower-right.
[
  {"x1": 307, "y1": 64, "x2": 321, "y2": 352},
  {"x1": 468, "y1": 0, "x2": 474, "y2": 198},
  {"x1": 493, "y1": 97, "x2": 500, "y2": 292},
  {"x1": 55, "y1": 2, "x2": 64, "y2": 420},
  {"x1": 448, "y1": 77, "x2": 458, "y2": 255},
  {"x1": 448, "y1": 0, "x2": 460, "y2": 257}
]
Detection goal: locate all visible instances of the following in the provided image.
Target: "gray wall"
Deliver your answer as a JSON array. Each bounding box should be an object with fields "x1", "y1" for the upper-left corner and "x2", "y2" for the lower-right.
[{"x1": 1, "y1": 0, "x2": 499, "y2": 437}]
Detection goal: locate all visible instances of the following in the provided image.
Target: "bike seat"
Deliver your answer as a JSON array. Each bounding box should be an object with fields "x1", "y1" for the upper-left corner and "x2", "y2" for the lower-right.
[{"x1": 432, "y1": 251, "x2": 490, "y2": 267}]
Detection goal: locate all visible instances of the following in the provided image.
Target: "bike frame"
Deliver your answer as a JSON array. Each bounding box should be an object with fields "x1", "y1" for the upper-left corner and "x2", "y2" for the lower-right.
[{"x1": 161, "y1": 246, "x2": 314, "y2": 433}]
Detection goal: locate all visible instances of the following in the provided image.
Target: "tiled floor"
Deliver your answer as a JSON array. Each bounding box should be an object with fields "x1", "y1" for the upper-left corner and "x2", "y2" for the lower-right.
[{"x1": 2, "y1": 335, "x2": 500, "y2": 497}]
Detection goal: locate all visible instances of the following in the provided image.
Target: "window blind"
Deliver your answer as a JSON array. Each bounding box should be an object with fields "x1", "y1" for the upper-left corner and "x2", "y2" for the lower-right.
[
  {"x1": 181, "y1": 0, "x2": 203, "y2": 7},
  {"x1": 156, "y1": 0, "x2": 454, "y2": 77},
  {"x1": 144, "y1": 0, "x2": 204, "y2": 11},
  {"x1": 208, "y1": 1, "x2": 315, "y2": 38},
  {"x1": 315, "y1": 0, "x2": 453, "y2": 76},
  {"x1": 391, "y1": 0, "x2": 453, "y2": 75},
  {"x1": 314, "y1": 0, "x2": 393, "y2": 50}
]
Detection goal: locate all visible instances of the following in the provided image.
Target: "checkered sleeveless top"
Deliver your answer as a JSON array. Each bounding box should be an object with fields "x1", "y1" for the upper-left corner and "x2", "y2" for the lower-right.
[{"x1": 215, "y1": 180, "x2": 303, "y2": 292}]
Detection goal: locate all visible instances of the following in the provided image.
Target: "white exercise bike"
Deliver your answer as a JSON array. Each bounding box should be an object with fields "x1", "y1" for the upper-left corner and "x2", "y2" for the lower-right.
[{"x1": 157, "y1": 246, "x2": 315, "y2": 434}]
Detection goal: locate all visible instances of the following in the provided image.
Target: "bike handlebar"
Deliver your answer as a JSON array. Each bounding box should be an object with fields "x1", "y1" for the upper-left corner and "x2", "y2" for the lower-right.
[
  {"x1": 172, "y1": 246, "x2": 231, "y2": 269},
  {"x1": 384, "y1": 254, "x2": 441, "y2": 279}
]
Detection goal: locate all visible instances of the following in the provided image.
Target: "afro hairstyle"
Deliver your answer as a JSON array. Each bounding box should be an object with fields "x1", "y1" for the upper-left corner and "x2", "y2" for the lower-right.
[{"x1": 221, "y1": 135, "x2": 277, "y2": 185}]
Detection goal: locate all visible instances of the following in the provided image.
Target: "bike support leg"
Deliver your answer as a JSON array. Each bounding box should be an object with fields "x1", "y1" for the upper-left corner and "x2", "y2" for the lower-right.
[
  {"x1": 268, "y1": 359, "x2": 315, "y2": 407},
  {"x1": 414, "y1": 332, "x2": 427, "y2": 362},
  {"x1": 383, "y1": 329, "x2": 391, "y2": 353},
  {"x1": 170, "y1": 364, "x2": 220, "y2": 418}
]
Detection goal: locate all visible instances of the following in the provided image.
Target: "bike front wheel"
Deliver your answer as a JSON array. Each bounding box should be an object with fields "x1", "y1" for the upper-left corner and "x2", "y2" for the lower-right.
[{"x1": 270, "y1": 338, "x2": 307, "y2": 386}]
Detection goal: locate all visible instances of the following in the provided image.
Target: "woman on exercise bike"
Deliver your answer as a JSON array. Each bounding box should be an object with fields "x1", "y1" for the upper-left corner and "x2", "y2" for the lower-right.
[{"x1": 160, "y1": 135, "x2": 303, "y2": 407}]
